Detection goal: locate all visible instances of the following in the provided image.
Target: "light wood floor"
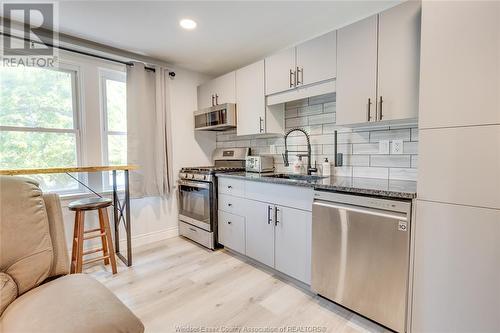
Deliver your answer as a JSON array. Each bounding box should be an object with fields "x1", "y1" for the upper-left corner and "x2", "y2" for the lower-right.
[{"x1": 87, "y1": 237, "x2": 388, "y2": 333}]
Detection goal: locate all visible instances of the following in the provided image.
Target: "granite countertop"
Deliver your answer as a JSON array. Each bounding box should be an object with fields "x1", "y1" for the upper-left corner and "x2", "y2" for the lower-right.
[{"x1": 216, "y1": 172, "x2": 417, "y2": 199}]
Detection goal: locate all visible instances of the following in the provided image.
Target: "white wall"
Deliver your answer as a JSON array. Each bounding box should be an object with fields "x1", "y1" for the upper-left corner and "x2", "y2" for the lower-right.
[{"x1": 46, "y1": 51, "x2": 214, "y2": 251}]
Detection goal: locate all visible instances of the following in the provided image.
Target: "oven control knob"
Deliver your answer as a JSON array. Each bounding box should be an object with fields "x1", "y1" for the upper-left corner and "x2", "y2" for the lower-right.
[{"x1": 191, "y1": 174, "x2": 195, "y2": 179}]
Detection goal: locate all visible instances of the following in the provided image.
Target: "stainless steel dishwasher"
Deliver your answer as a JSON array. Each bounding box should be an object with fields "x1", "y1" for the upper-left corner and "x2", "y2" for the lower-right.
[{"x1": 311, "y1": 190, "x2": 412, "y2": 333}]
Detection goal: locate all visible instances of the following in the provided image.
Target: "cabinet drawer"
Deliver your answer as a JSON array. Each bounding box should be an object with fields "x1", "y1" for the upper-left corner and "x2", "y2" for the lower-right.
[
  {"x1": 245, "y1": 181, "x2": 313, "y2": 211},
  {"x1": 218, "y1": 211, "x2": 245, "y2": 254},
  {"x1": 218, "y1": 177, "x2": 245, "y2": 197},
  {"x1": 218, "y1": 194, "x2": 246, "y2": 215},
  {"x1": 179, "y1": 221, "x2": 213, "y2": 249}
]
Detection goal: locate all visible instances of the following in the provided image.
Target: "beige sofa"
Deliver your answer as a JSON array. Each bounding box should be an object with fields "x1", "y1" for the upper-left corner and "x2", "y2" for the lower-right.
[{"x1": 0, "y1": 176, "x2": 144, "y2": 333}]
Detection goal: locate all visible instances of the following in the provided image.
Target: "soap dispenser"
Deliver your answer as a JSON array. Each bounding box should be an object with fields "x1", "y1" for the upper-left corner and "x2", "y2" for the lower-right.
[{"x1": 322, "y1": 158, "x2": 331, "y2": 177}]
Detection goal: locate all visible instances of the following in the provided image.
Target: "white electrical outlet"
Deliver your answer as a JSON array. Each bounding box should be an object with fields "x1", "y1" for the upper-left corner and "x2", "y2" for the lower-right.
[
  {"x1": 391, "y1": 140, "x2": 404, "y2": 154},
  {"x1": 379, "y1": 140, "x2": 390, "y2": 154},
  {"x1": 269, "y1": 144, "x2": 277, "y2": 154}
]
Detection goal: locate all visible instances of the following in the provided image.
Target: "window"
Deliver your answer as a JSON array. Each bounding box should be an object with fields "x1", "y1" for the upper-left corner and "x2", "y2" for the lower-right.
[
  {"x1": 0, "y1": 65, "x2": 81, "y2": 192},
  {"x1": 101, "y1": 70, "x2": 126, "y2": 187}
]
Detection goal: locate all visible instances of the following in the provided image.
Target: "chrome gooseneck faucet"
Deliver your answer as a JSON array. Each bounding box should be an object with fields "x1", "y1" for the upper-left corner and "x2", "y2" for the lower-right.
[{"x1": 282, "y1": 128, "x2": 318, "y2": 175}]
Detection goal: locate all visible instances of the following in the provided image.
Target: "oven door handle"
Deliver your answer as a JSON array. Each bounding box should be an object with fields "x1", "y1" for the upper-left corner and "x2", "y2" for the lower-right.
[{"x1": 178, "y1": 180, "x2": 210, "y2": 189}]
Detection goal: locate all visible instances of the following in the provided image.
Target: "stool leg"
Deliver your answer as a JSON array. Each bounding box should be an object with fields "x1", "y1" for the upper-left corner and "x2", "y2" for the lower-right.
[
  {"x1": 98, "y1": 209, "x2": 110, "y2": 265},
  {"x1": 76, "y1": 211, "x2": 85, "y2": 273},
  {"x1": 70, "y1": 211, "x2": 81, "y2": 274},
  {"x1": 99, "y1": 207, "x2": 117, "y2": 274}
]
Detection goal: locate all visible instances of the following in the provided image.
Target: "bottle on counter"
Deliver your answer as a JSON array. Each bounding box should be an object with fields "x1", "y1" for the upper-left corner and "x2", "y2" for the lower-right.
[
  {"x1": 322, "y1": 158, "x2": 331, "y2": 177},
  {"x1": 292, "y1": 157, "x2": 303, "y2": 174}
]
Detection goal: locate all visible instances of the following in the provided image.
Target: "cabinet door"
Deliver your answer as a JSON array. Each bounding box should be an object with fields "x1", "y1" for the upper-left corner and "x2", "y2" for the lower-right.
[
  {"x1": 274, "y1": 206, "x2": 312, "y2": 284},
  {"x1": 197, "y1": 80, "x2": 215, "y2": 109},
  {"x1": 296, "y1": 31, "x2": 337, "y2": 86},
  {"x1": 265, "y1": 47, "x2": 296, "y2": 95},
  {"x1": 214, "y1": 71, "x2": 236, "y2": 105},
  {"x1": 244, "y1": 199, "x2": 275, "y2": 267},
  {"x1": 412, "y1": 200, "x2": 500, "y2": 332},
  {"x1": 419, "y1": 1, "x2": 500, "y2": 128},
  {"x1": 336, "y1": 15, "x2": 378, "y2": 125},
  {"x1": 218, "y1": 210, "x2": 245, "y2": 254},
  {"x1": 378, "y1": 0, "x2": 421, "y2": 122},
  {"x1": 236, "y1": 60, "x2": 266, "y2": 136}
]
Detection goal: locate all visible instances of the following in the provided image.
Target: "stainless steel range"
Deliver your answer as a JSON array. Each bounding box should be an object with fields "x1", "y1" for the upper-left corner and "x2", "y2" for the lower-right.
[{"x1": 178, "y1": 148, "x2": 249, "y2": 249}]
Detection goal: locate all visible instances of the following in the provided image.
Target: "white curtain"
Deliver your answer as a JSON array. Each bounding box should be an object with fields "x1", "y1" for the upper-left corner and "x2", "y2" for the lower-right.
[{"x1": 127, "y1": 62, "x2": 173, "y2": 198}]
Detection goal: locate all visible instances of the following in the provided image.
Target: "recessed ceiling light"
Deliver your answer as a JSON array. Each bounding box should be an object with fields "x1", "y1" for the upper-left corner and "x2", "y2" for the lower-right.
[{"x1": 180, "y1": 19, "x2": 197, "y2": 30}]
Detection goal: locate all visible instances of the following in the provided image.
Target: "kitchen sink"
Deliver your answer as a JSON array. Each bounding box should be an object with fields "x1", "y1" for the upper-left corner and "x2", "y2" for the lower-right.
[{"x1": 262, "y1": 173, "x2": 326, "y2": 181}]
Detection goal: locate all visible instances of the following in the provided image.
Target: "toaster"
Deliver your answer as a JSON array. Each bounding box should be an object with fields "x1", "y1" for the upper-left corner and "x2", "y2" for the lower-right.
[{"x1": 245, "y1": 155, "x2": 274, "y2": 173}]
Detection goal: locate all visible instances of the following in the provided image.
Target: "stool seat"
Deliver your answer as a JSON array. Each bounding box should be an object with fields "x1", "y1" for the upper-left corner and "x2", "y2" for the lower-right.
[{"x1": 68, "y1": 197, "x2": 113, "y2": 211}]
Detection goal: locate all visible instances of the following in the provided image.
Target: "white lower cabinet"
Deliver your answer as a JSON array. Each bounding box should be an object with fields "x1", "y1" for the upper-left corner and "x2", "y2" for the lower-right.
[
  {"x1": 218, "y1": 210, "x2": 245, "y2": 254},
  {"x1": 274, "y1": 205, "x2": 312, "y2": 284},
  {"x1": 244, "y1": 199, "x2": 275, "y2": 267},
  {"x1": 412, "y1": 200, "x2": 500, "y2": 332},
  {"x1": 218, "y1": 178, "x2": 313, "y2": 284}
]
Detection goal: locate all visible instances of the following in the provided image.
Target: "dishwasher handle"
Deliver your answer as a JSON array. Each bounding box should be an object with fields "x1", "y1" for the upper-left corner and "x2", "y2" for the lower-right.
[{"x1": 313, "y1": 200, "x2": 408, "y2": 221}]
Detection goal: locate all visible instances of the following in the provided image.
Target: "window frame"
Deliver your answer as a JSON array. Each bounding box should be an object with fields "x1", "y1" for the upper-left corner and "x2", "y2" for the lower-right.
[
  {"x1": 99, "y1": 69, "x2": 127, "y2": 189},
  {"x1": 0, "y1": 64, "x2": 85, "y2": 194}
]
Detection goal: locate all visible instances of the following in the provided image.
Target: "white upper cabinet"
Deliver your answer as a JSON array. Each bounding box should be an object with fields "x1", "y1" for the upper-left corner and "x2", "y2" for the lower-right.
[
  {"x1": 197, "y1": 71, "x2": 236, "y2": 109},
  {"x1": 378, "y1": 0, "x2": 421, "y2": 122},
  {"x1": 419, "y1": 1, "x2": 500, "y2": 128},
  {"x1": 236, "y1": 60, "x2": 266, "y2": 136},
  {"x1": 197, "y1": 80, "x2": 216, "y2": 109},
  {"x1": 337, "y1": 1, "x2": 421, "y2": 126},
  {"x1": 265, "y1": 31, "x2": 338, "y2": 96},
  {"x1": 296, "y1": 31, "x2": 337, "y2": 86},
  {"x1": 214, "y1": 71, "x2": 236, "y2": 105},
  {"x1": 336, "y1": 15, "x2": 378, "y2": 125},
  {"x1": 265, "y1": 47, "x2": 296, "y2": 95}
]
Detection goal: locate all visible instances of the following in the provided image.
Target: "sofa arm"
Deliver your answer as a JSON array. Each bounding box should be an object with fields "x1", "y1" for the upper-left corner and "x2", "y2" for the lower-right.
[{"x1": 43, "y1": 193, "x2": 70, "y2": 277}]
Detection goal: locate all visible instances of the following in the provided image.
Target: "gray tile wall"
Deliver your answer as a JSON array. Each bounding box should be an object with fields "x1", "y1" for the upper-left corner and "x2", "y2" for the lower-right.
[{"x1": 216, "y1": 92, "x2": 418, "y2": 181}]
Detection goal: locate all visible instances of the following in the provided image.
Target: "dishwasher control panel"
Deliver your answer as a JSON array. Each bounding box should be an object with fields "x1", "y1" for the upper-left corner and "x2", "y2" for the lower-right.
[{"x1": 313, "y1": 190, "x2": 411, "y2": 214}]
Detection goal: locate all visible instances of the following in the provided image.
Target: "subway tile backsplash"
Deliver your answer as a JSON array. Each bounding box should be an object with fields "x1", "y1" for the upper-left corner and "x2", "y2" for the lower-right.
[{"x1": 216, "y1": 92, "x2": 418, "y2": 181}]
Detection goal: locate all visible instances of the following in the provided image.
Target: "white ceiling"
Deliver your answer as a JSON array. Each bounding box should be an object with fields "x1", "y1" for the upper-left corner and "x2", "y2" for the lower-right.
[{"x1": 48, "y1": 1, "x2": 400, "y2": 75}]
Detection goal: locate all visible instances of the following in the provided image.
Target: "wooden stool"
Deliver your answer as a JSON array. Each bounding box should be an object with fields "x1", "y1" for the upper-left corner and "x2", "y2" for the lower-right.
[{"x1": 68, "y1": 197, "x2": 117, "y2": 274}]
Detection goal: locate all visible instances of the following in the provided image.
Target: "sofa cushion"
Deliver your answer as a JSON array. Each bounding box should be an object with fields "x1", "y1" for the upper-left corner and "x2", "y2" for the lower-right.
[
  {"x1": 0, "y1": 272, "x2": 17, "y2": 316},
  {"x1": 0, "y1": 274, "x2": 144, "y2": 333},
  {"x1": 0, "y1": 176, "x2": 53, "y2": 295}
]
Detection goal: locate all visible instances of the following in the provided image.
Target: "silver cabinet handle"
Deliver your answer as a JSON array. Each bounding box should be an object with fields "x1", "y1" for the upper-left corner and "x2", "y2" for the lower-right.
[
  {"x1": 289, "y1": 69, "x2": 296, "y2": 88},
  {"x1": 274, "y1": 206, "x2": 280, "y2": 226},
  {"x1": 259, "y1": 116, "x2": 264, "y2": 133},
  {"x1": 367, "y1": 98, "x2": 372, "y2": 122},
  {"x1": 189, "y1": 227, "x2": 197, "y2": 232},
  {"x1": 215, "y1": 94, "x2": 219, "y2": 105},
  {"x1": 296, "y1": 67, "x2": 303, "y2": 85},
  {"x1": 267, "y1": 205, "x2": 273, "y2": 225},
  {"x1": 211, "y1": 94, "x2": 215, "y2": 106},
  {"x1": 378, "y1": 96, "x2": 383, "y2": 121}
]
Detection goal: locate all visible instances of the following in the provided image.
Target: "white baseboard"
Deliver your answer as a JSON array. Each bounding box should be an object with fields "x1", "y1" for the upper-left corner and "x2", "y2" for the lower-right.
[
  {"x1": 67, "y1": 226, "x2": 179, "y2": 260},
  {"x1": 119, "y1": 226, "x2": 179, "y2": 249}
]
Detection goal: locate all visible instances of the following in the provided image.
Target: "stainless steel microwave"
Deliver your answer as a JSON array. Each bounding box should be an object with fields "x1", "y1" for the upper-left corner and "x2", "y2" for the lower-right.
[{"x1": 194, "y1": 103, "x2": 236, "y2": 131}]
